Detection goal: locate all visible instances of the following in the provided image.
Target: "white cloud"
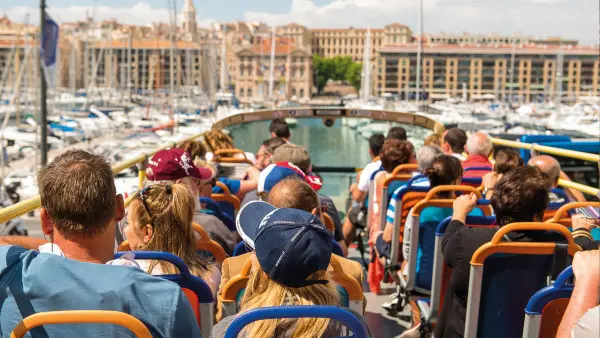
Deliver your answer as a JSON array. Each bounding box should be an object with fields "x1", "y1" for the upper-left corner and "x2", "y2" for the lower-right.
[
  {"x1": 244, "y1": 0, "x2": 598, "y2": 45},
  {"x1": 1, "y1": 2, "x2": 217, "y2": 27}
]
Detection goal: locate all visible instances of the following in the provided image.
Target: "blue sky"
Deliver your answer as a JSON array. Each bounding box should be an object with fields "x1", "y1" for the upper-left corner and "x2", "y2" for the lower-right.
[{"x1": 1, "y1": 0, "x2": 597, "y2": 44}]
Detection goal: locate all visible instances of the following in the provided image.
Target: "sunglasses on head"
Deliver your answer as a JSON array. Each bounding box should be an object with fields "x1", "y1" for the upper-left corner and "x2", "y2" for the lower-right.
[{"x1": 138, "y1": 186, "x2": 153, "y2": 218}]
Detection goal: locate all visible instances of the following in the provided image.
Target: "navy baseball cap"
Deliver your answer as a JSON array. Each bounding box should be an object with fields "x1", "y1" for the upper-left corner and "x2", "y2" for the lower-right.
[{"x1": 236, "y1": 201, "x2": 332, "y2": 288}]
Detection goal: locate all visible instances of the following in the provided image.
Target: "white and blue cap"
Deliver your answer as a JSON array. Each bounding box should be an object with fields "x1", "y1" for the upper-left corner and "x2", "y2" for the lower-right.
[
  {"x1": 257, "y1": 162, "x2": 323, "y2": 194},
  {"x1": 236, "y1": 200, "x2": 332, "y2": 288}
]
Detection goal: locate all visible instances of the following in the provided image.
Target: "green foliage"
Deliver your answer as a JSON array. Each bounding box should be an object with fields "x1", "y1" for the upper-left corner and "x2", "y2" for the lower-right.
[{"x1": 312, "y1": 55, "x2": 362, "y2": 94}]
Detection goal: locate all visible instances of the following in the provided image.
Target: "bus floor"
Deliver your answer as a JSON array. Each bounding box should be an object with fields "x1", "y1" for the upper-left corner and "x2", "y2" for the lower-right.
[{"x1": 347, "y1": 243, "x2": 412, "y2": 338}]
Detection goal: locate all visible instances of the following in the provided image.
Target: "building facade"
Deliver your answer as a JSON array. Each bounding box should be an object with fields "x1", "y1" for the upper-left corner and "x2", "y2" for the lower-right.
[
  {"x1": 234, "y1": 37, "x2": 312, "y2": 103},
  {"x1": 374, "y1": 43, "x2": 599, "y2": 102}
]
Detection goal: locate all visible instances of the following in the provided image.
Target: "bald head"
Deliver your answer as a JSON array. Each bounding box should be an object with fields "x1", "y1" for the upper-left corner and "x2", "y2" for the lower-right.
[
  {"x1": 466, "y1": 132, "x2": 493, "y2": 157},
  {"x1": 528, "y1": 155, "x2": 561, "y2": 189},
  {"x1": 266, "y1": 177, "x2": 319, "y2": 212}
]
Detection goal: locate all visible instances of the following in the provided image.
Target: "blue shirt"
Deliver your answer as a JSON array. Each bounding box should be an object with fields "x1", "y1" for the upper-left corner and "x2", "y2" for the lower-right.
[
  {"x1": 212, "y1": 178, "x2": 241, "y2": 195},
  {"x1": 0, "y1": 246, "x2": 200, "y2": 338},
  {"x1": 386, "y1": 178, "x2": 430, "y2": 224}
]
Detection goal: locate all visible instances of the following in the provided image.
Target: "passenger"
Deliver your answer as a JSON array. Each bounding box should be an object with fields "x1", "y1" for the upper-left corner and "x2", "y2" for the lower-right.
[
  {"x1": 370, "y1": 139, "x2": 414, "y2": 233},
  {"x1": 424, "y1": 133, "x2": 442, "y2": 147},
  {"x1": 179, "y1": 139, "x2": 207, "y2": 161},
  {"x1": 528, "y1": 155, "x2": 586, "y2": 203},
  {"x1": 387, "y1": 126, "x2": 408, "y2": 141},
  {"x1": 462, "y1": 131, "x2": 493, "y2": 179},
  {"x1": 440, "y1": 127, "x2": 467, "y2": 161},
  {"x1": 481, "y1": 148, "x2": 523, "y2": 199},
  {"x1": 245, "y1": 137, "x2": 286, "y2": 180},
  {"x1": 269, "y1": 118, "x2": 291, "y2": 141},
  {"x1": 268, "y1": 144, "x2": 348, "y2": 255},
  {"x1": 436, "y1": 166, "x2": 571, "y2": 338},
  {"x1": 571, "y1": 214, "x2": 600, "y2": 250},
  {"x1": 213, "y1": 201, "x2": 362, "y2": 338},
  {"x1": 124, "y1": 183, "x2": 221, "y2": 296},
  {"x1": 216, "y1": 178, "x2": 365, "y2": 322},
  {"x1": 343, "y1": 133, "x2": 385, "y2": 244},
  {"x1": 204, "y1": 128, "x2": 257, "y2": 165},
  {"x1": 0, "y1": 150, "x2": 199, "y2": 337},
  {"x1": 381, "y1": 146, "x2": 444, "y2": 241},
  {"x1": 556, "y1": 250, "x2": 600, "y2": 338},
  {"x1": 144, "y1": 149, "x2": 235, "y2": 255}
]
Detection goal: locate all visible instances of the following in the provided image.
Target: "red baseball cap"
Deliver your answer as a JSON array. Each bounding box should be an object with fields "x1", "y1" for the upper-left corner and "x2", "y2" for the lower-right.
[{"x1": 146, "y1": 148, "x2": 213, "y2": 181}]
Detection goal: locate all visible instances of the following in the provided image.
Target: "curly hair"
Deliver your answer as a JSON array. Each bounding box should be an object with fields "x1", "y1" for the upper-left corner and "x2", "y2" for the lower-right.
[{"x1": 379, "y1": 139, "x2": 414, "y2": 173}]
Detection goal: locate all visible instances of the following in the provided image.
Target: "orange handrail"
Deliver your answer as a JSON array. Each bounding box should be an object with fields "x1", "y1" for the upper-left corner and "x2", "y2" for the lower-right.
[
  {"x1": 424, "y1": 185, "x2": 482, "y2": 200},
  {"x1": 471, "y1": 222, "x2": 580, "y2": 266},
  {"x1": 323, "y1": 214, "x2": 335, "y2": 232},
  {"x1": 548, "y1": 201, "x2": 600, "y2": 224},
  {"x1": 192, "y1": 223, "x2": 227, "y2": 263},
  {"x1": 390, "y1": 164, "x2": 418, "y2": 176},
  {"x1": 10, "y1": 311, "x2": 152, "y2": 338},
  {"x1": 213, "y1": 149, "x2": 253, "y2": 165}
]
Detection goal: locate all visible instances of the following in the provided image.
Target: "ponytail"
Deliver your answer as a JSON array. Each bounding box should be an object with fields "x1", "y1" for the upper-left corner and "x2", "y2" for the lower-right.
[{"x1": 425, "y1": 155, "x2": 463, "y2": 188}]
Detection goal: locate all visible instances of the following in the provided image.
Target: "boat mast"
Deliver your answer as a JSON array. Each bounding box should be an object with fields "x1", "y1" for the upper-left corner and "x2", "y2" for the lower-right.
[
  {"x1": 554, "y1": 45, "x2": 564, "y2": 106},
  {"x1": 127, "y1": 32, "x2": 132, "y2": 102},
  {"x1": 40, "y1": 0, "x2": 49, "y2": 165},
  {"x1": 267, "y1": 25, "x2": 276, "y2": 102},
  {"x1": 415, "y1": 0, "x2": 423, "y2": 109}
]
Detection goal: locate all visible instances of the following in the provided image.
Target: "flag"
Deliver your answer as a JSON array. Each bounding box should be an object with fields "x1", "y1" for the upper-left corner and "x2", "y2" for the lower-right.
[{"x1": 41, "y1": 13, "x2": 59, "y2": 67}]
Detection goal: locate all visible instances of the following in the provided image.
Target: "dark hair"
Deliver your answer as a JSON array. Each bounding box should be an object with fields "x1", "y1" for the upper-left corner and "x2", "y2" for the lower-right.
[
  {"x1": 368, "y1": 134, "x2": 385, "y2": 157},
  {"x1": 262, "y1": 137, "x2": 286, "y2": 154},
  {"x1": 269, "y1": 119, "x2": 290, "y2": 138},
  {"x1": 425, "y1": 155, "x2": 463, "y2": 188},
  {"x1": 379, "y1": 139, "x2": 414, "y2": 173},
  {"x1": 38, "y1": 149, "x2": 116, "y2": 238},
  {"x1": 491, "y1": 166, "x2": 549, "y2": 226},
  {"x1": 444, "y1": 128, "x2": 467, "y2": 153},
  {"x1": 387, "y1": 126, "x2": 407, "y2": 141},
  {"x1": 267, "y1": 177, "x2": 319, "y2": 212},
  {"x1": 494, "y1": 149, "x2": 523, "y2": 175}
]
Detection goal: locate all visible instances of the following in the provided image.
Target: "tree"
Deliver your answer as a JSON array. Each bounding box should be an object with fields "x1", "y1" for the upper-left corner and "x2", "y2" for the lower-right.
[
  {"x1": 346, "y1": 62, "x2": 362, "y2": 92},
  {"x1": 313, "y1": 54, "x2": 362, "y2": 95}
]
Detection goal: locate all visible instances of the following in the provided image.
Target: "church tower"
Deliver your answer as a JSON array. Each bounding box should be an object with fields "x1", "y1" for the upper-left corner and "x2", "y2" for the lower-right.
[{"x1": 182, "y1": 0, "x2": 197, "y2": 40}]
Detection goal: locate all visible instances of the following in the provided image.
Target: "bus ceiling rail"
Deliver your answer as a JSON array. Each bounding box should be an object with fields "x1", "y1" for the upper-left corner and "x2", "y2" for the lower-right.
[
  {"x1": 0, "y1": 132, "x2": 207, "y2": 225},
  {"x1": 490, "y1": 137, "x2": 600, "y2": 163}
]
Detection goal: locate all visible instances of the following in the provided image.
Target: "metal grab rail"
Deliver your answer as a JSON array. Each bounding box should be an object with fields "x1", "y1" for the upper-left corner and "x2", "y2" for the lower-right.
[
  {"x1": 0, "y1": 132, "x2": 207, "y2": 224},
  {"x1": 490, "y1": 137, "x2": 600, "y2": 163}
]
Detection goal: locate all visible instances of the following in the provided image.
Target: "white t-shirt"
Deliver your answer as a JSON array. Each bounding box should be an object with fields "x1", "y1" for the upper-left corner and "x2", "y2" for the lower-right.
[
  {"x1": 572, "y1": 306, "x2": 600, "y2": 338},
  {"x1": 357, "y1": 160, "x2": 382, "y2": 192}
]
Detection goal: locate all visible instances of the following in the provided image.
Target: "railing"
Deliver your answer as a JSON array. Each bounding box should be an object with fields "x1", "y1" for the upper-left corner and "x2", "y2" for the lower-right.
[
  {"x1": 0, "y1": 132, "x2": 206, "y2": 224},
  {"x1": 490, "y1": 137, "x2": 599, "y2": 163}
]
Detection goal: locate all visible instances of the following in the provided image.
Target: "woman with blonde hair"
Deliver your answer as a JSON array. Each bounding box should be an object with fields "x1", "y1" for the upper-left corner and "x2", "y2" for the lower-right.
[
  {"x1": 212, "y1": 201, "x2": 354, "y2": 338},
  {"x1": 124, "y1": 183, "x2": 221, "y2": 295},
  {"x1": 204, "y1": 129, "x2": 235, "y2": 153}
]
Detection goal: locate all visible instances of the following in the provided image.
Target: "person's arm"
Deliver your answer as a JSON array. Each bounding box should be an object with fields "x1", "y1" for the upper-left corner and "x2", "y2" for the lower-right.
[
  {"x1": 441, "y1": 194, "x2": 477, "y2": 255},
  {"x1": 0, "y1": 236, "x2": 45, "y2": 250},
  {"x1": 236, "y1": 180, "x2": 257, "y2": 200},
  {"x1": 556, "y1": 250, "x2": 600, "y2": 338},
  {"x1": 572, "y1": 214, "x2": 600, "y2": 250},
  {"x1": 482, "y1": 172, "x2": 500, "y2": 199},
  {"x1": 215, "y1": 258, "x2": 232, "y2": 322},
  {"x1": 244, "y1": 166, "x2": 261, "y2": 181},
  {"x1": 354, "y1": 167, "x2": 372, "y2": 203}
]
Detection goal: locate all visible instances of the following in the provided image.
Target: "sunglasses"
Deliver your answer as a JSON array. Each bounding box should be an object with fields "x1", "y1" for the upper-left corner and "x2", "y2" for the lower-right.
[
  {"x1": 138, "y1": 186, "x2": 154, "y2": 219},
  {"x1": 317, "y1": 204, "x2": 329, "y2": 215},
  {"x1": 197, "y1": 178, "x2": 217, "y2": 188}
]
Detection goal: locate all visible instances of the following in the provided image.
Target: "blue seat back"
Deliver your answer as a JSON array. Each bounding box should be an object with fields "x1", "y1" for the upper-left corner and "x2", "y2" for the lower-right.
[
  {"x1": 217, "y1": 201, "x2": 236, "y2": 221},
  {"x1": 200, "y1": 197, "x2": 235, "y2": 231},
  {"x1": 525, "y1": 266, "x2": 574, "y2": 316},
  {"x1": 114, "y1": 251, "x2": 214, "y2": 303},
  {"x1": 223, "y1": 306, "x2": 370, "y2": 338},
  {"x1": 477, "y1": 253, "x2": 554, "y2": 338}
]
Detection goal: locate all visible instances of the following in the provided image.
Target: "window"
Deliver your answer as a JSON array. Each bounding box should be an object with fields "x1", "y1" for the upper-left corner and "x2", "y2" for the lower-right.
[
  {"x1": 299, "y1": 88, "x2": 304, "y2": 97},
  {"x1": 292, "y1": 88, "x2": 297, "y2": 96},
  {"x1": 248, "y1": 88, "x2": 252, "y2": 97},
  {"x1": 240, "y1": 88, "x2": 245, "y2": 97},
  {"x1": 240, "y1": 67, "x2": 244, "y2": 76}
]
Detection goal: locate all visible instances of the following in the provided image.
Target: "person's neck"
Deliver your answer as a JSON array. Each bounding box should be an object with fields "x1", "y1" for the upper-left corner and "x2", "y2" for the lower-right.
[{"x1": 53, "y1": 231, "x2": 114, "y2": 264}]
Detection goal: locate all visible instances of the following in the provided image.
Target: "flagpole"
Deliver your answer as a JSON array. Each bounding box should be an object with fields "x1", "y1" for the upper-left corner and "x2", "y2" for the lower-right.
[{"x1": 40, "y1": 0, "x2": 48, "y2": 166}]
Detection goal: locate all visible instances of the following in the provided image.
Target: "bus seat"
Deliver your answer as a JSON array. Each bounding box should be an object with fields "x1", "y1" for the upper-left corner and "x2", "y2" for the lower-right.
[
  {"x1": 199, "y1": 197, "x2": 235, "y2": 231},
  {"x1": 546, "y1": 201, "x2": 600, "y2": 227},
  {"x1": 463, "y1": 223, "x2": 580, "y2": 338},
  {"x1": 10, "y1": 310, "x2": 153, "y2": 338},
  {"x1": 213, "y1": 148, "x2": 253, "y2": 165},
  {"x1": 378, "y1": 164, "x2": 418, "y2": 231},
  {"x1": 323, "y1": 213, "x2": 336, "y2": 232},
  {"x1": 192, "y1": 223, "x2": 228, "y2": 263},
  {"x1": 426, "y1": 216, "x2": 496, "y2": 326},
  {"x1": 523, "y1": 266, "x2": 574, "y2": 338},
  {"x1": 115, "y1": 251, "x2": 214, "y2": 338},
  {"x1": 222, "y1": 306, "x2": 370, "y2": 338},
  {"x1": 212, "y1": 181, "x2": 241, "y2": 219},
  {"x1": 220, "y1": 255, "x2": 364, "y2": 320}
]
